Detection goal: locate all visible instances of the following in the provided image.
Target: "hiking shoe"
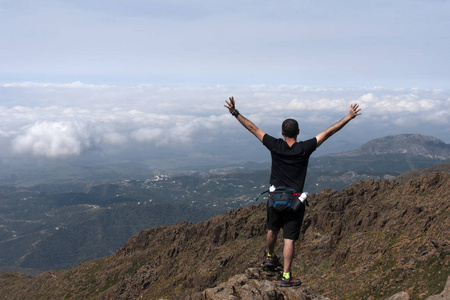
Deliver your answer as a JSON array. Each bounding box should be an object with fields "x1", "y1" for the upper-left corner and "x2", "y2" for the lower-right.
[
  {"x1": 281, "y1": 275, "x2": 302, "y2": 287},
  {"x1": 264, "y1": 254, "x2": 282, "y2": 268}
]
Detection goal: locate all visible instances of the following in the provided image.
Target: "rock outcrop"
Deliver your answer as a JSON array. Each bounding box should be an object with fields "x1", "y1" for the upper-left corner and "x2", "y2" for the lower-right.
[
  {"x1": 199, "y1": 266, "x2": 330, "y2": 300},
  {"x1": 425, "y1": 275, "x2": 450, "y2": 299},
  {"x1": 386, "y1": 276, "x2": 450, "y2": 300}
]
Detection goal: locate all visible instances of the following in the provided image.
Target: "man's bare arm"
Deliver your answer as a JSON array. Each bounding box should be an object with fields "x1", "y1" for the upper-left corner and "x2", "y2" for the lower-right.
[
  {"x1": 224, "y1": 97, "x2": 265, "y2": 142},
  {"x1": 315, "y1": 103, "x2": 362, "y2": 148}
]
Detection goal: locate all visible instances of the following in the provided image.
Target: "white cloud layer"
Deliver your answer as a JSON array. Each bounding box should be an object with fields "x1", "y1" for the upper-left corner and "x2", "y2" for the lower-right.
[{"x1": 1, "y1": 83, "x2": 449, "y2": 160}]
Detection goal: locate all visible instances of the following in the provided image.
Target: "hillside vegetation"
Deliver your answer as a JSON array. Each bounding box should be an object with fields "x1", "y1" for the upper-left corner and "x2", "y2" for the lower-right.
[{"x1": 0, "y1": 166, "x2": 448, "y2": 299}]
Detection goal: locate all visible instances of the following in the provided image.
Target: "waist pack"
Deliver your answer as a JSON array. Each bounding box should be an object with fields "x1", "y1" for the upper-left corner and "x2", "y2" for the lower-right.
[{"x1": 267, "y1": 186, "x2": 303, "y2": 213}]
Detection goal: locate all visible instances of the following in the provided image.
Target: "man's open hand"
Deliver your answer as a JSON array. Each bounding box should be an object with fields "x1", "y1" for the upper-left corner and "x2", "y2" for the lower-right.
[
  {"x1": 224, "y1": 96, "x2": 236, "y2": 114},
  {"x1": 349, "y1": 103, "x2": 362, "y2": 119}
]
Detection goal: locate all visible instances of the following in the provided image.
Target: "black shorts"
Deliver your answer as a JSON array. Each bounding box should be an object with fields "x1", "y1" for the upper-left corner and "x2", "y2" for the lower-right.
[{"x1": 267, "y1": 202, "x2": 305, "y2": 240}]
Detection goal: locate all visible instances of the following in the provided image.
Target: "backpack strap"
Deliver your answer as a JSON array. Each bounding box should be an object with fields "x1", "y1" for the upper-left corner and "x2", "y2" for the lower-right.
[
  {"x1": 255, "y1": 186, "x2": 297, "y2": 202},
  {"x1": 274, "y1": 186, "x2": 297, "y2": 193},
  {"x1": 255, "y1": 189, "x2": 269, "y2": 202}
]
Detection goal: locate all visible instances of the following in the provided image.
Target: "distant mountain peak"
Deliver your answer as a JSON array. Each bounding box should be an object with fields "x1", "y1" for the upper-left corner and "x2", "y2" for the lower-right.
[{"x1": 326, "y1": 134, "x2": 450, "y2": 159}]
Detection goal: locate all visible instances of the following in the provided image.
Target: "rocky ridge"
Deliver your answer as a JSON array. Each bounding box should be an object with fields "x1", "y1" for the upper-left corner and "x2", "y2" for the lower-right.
[{"x1": 0, "y1": 166, "x2": 449, "y2": 299}]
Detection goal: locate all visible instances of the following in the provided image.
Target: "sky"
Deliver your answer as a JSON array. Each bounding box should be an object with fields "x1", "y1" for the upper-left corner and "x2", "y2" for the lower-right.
[{"x1": 1, "y1": 0, "x2": 449, "y2": 170}]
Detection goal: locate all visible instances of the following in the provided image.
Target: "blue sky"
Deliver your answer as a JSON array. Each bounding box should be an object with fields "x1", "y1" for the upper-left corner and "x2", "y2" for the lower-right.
[
  {"x1": 2, "y1": 0, "x2": 449, "y2": 87},
  {"x1": 0, "y1": 0, "x2": 449, "y2": 167}
]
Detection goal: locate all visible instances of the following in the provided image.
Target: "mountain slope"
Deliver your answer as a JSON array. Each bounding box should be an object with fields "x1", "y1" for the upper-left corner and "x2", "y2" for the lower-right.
[
  {"x1": 327, "y1": 134, "x2": 450, "y2": 158},
  {"x1": 395, "y1": 162, "x2": 450, "y2": 183},
  {"x1": 309, "y1": 134, "x2": 450, "y2": 192},
  {"x1": 0, "y1": 167, "x2": 448, "y2": 299}
]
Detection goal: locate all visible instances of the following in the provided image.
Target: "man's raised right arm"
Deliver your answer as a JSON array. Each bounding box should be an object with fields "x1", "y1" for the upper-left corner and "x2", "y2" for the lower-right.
[
  {"x1": 315, "y1": 103, "x2": 362, "y2": 148},
  {"x1": 224, "y1": 97, "x2": 265, "y2": 142}
]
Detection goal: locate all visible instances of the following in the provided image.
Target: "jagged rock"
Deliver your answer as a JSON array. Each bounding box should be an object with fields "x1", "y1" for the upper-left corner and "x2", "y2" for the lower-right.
[
  {"x1": 384, "y1": 276, "x2": 450, "y2": 300},
  {"x1": 425, "y1": 276, "x2": 450, "y2": 300},
  {"x1": 201, "y1": 266, "x2": 329, "y2": 300},
  {"x1": 384, "y1": 291, "x2": 410, "y2": 300}
]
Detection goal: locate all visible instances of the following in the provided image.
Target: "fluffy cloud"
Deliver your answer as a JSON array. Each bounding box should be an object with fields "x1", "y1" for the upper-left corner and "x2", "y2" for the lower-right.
[
  {"x1": 1, "y1": 83, "x2": 449, "y2": 159},
  {"x1": 12, "y1": 121, "x2": 93, "y2": 158}
]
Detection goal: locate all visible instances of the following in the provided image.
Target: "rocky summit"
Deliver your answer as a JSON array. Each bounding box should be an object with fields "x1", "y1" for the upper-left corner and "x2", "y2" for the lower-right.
[{"x1": 0, "y1": 165, "x2": 449, "y2": 299}]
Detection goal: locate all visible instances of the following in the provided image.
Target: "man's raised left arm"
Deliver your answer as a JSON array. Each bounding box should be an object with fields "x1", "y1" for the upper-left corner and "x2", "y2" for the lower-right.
[{"x1": 315, "y1": 103, "x2": 362, "y2": 148}]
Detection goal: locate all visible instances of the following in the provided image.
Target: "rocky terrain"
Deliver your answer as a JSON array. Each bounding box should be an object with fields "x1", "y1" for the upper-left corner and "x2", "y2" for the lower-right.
[
  {"x1": 0, "y1": 165, "x2": 449, "y2": 299},
  {"x1": 200, "y1": 267, "x2": 450, "y2": 300}
]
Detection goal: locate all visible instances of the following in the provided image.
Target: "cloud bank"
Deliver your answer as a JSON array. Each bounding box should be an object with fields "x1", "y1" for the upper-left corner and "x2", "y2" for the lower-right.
[
  {"x1": 1, "y1": 83, "x2": 449, "y2": 161},
  {"x1": 12, "y1": 121, "x2": 93, "y2": 157}
]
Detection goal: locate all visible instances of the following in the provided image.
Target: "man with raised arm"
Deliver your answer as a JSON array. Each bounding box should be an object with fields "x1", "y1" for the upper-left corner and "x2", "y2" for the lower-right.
[{"x1": 224, "y1": 96, "x2": 361, "y2": 287}]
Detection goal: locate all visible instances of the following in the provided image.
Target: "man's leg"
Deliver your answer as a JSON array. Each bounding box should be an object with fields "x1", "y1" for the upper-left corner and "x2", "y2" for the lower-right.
[
  {"x1": 265, "y1": 229, "x2": 282, "y2": 267},
  {"x1": 266, "y1": 229, "x2": 279, "y2": 254},
  {"x1": 282, "y1": 205, "x2": 304, "y2": 274},
  {"x1": 283, "y1": 238, "x2": 295, "y2": 273},
  {"x1": 280, "y1": 238, "x2": 302, "y2": 287}
]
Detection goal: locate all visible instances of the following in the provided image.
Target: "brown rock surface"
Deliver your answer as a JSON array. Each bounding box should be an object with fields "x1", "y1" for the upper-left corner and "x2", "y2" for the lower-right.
[{"x1": 199, "y1": 266, "x2": 330, "y2": 300}]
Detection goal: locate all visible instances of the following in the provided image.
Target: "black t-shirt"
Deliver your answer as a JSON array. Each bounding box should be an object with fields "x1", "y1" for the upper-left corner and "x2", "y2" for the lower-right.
[{"x1": 262, "y1": 134, "x2": 317, "y2": 193}]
